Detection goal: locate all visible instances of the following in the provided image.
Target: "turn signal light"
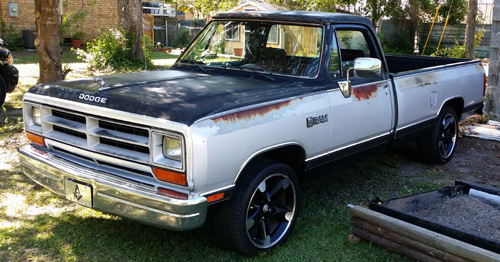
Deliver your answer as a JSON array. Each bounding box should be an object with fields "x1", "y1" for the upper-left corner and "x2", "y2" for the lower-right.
[
  {"x1": 157, "y1": 188, "x2": 188, "y2": 200},
  {"x1": 26, "y1": 132, "x2": 45, "y2": 147},
  {"x1": 206, "y1": 192, "x2": 225, "y2": 203},
  {"x1": 152, "y1": 167, "x2": 187, "y2": 186}
]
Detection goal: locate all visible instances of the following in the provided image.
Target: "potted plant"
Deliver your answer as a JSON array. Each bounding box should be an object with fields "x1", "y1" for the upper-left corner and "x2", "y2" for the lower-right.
[{"x1": 71, "y1": 31, "x2": 85, "y2": 48}]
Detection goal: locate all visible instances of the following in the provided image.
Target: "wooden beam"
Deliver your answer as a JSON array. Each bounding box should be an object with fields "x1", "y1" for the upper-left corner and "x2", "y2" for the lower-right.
[
  {"x1": 350, "y1": 206, "x2": 500, "y2": 262},
  {"x1": 351, "y1": 217, "x2": 471, "y2": 262},
  {"x1": 351, "y1": 227, "x2": 441, "y2": 262}
]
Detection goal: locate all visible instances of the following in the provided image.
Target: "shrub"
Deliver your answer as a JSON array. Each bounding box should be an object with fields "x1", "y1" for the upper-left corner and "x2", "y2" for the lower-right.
[
  {"x1": 72, "y1": 31, "x2": 85, "y2": 40},
  {"x1": 174, "y1": 28, "x2": 191, "y2": 48},
  {"x1": 75, "y1": 28, "x2": 153, "y2": 71},
  {"x1": 379, "y1": 30, "x2": 414, "y2": 55},
  {"x1": 432, "y1": 29, "x2": 485, "y2": 59},
  {"x1": 2, "y1": 28, "x2": 23, "y2": 51}
]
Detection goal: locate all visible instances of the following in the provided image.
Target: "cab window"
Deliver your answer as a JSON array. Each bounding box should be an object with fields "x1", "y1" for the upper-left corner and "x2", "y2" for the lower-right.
[{"x1": 328, "y1": 29, "x2": 381, "y2": 83}]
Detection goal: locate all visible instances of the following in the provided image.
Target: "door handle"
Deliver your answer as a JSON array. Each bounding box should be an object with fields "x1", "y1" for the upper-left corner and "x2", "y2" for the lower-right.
[{"x1": 380, "y1": 83, "x2": 389, "y2": 89}]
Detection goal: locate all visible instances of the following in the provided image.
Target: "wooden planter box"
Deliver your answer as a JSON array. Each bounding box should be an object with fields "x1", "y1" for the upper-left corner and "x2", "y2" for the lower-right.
[{"x1": 350, "y1": 181, "x2": 500, "y2": 262}]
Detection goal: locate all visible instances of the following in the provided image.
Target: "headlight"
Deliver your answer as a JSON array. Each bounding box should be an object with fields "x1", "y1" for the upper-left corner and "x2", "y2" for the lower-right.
[
  {"x1": 7, "y1": 54, "x2": 13, "y2": 65},
  {"x1": 152, "y1": 132, "x2": 184, "y2": 171},
  {"x1": 163, "y1": 136, "x2": 182, "y2": 161},
  {"x1": 32, "y1": 106, "x2": 42, "y2": 126},
  {"x1": 24, "y1": 103, "x2": 43, "y2": 134}
]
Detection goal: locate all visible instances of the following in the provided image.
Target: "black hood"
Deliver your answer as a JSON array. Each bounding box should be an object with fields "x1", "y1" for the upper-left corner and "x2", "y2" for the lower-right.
[{"x1": 28, "y1": 69, "x2": 319, "y2": 125}]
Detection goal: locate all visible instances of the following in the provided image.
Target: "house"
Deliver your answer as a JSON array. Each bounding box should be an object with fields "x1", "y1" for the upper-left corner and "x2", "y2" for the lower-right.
[
  {"x1": 0, "y1": 0, "x2": 120, "y2": 44},
  {"x1": 0, "y1": 0, "x2": 177, "y2": 46},
  {"x1": 229, "y1": 2, "x2": 288, "y2": 12}
]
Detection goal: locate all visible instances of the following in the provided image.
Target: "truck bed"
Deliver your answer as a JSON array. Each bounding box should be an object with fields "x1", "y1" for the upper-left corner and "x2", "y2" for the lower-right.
[{"x1": 385, "y1": 54, "x2": 473, "y2": 75}]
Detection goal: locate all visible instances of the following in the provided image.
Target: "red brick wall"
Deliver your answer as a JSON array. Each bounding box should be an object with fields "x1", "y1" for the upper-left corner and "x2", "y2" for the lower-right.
[
  {"x1": 0, "y1": 0, "x2": 118, "y2": 44},
  {"x1": 63, "y1": 0, "x2": 119, "y2": 42},
  {"x1": 1, "y1": 0, "x2": 36, "y2": 33}
]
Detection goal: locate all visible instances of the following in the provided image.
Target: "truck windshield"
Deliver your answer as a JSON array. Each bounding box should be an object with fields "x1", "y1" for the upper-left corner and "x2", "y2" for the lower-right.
[{"x1": 179, "y1": 20, "x2": 323, "y2": 78}]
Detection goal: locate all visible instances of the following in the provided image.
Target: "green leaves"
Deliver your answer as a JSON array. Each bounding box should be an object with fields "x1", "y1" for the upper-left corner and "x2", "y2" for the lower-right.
[{"x1": 75, "y1": 29, "x2": 154, "y2": 72}]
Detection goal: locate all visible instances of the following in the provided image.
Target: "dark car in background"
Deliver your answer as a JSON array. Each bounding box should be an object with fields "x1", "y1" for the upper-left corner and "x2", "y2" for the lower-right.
[{"x1": 0, "y1": 38, "x2": 19, "y2": 108}]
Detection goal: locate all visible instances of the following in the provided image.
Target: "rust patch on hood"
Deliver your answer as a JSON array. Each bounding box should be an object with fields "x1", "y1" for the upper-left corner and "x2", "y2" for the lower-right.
[
  {"x1": 211, "y1": 100, "x2": 292, "y2": 123},
  {"x1": 353, "y1": 84, "x2": 378, "y2": 101}
]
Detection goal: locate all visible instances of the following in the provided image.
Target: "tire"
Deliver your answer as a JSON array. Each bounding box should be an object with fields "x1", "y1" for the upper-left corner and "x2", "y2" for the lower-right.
[
  {"x1": 418, "y1": 106, "x2": 459, "y2": 164},
  {"x1": 214, "y1": 159, "x2": 301, "y2": 256},
  {"x1": 0, "y1": 76, "x2": 6, "y2": 108}
]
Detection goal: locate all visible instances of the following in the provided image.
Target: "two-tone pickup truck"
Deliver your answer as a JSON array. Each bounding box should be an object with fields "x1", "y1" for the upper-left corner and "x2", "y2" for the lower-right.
[{"x1": 19, "y1": 11, "x2": 485, "y2": 255}]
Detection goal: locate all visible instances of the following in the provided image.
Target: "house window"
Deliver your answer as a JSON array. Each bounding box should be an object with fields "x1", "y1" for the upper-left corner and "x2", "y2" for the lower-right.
[
  {"x1": 267, "y1": 25, "x2": 279, "y2": 44},
  {"x1": 225, "y1": 24, "x2": 240, "y2": 41}
]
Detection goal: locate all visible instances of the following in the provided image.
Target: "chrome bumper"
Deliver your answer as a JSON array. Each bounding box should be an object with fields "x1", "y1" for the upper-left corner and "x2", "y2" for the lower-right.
[{"x1": 18, "y1": 144, "x2": 207, "y2": 231}]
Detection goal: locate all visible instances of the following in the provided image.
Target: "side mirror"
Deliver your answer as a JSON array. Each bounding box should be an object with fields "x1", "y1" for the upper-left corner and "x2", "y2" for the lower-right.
[
  {"x1": 337, "y1": 57, "x2": 382, "y2": 99},
  {"x1": 354, "y1": 57, "x2": 382, "y2": 79}
]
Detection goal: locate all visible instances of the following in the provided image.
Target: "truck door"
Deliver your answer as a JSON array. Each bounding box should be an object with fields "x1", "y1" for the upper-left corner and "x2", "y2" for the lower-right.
[{"x1": 324, "y1": 26, "x2": 394, "y2": 162}]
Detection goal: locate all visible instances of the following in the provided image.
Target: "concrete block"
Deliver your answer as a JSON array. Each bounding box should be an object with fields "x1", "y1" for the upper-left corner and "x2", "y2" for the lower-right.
[
  {"x1": 494, "y1": 7, "x2": 500, "y2": 20},
  {"x1": 490, "y1": 32, "x2": 500, "y2": 48},
  {"x1": 489, "y1": 61, "x2": 500, "y2": 75}
]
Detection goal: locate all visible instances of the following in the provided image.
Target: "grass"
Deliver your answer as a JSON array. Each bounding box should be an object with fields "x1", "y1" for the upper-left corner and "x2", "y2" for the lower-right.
[
  {"x1": 12, "y1": 49, "x2": 81, "y2": 64},
  {"x1": 1, "y1": 147, "x2": 423, "y2": 262},
  {"x1": 1, "y1": 52, "x2": 446, "y2": 261}
]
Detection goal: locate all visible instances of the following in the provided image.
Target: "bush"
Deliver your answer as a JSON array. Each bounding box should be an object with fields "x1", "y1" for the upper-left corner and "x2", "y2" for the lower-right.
[
  {"x1": 75, "y1": 28, "x2": 153, "y2": 71},
  {"x1": 174, "y1": 28, "x2": 191, "y2": 48},
  {"x1": 379, "y1": 30, "x2": 414, "y2": 55},
  {"x1": 2, "y1": 28, "x2": 23, "y2": 51},
  {"x1": 432, "y1": 29, "x2": 485, "y2": 59}
]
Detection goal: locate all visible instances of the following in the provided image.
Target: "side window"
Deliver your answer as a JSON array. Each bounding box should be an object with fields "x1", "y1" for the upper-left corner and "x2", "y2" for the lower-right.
[{"x1": 335, "y1": 30, "x2": 378, "y2": 79}]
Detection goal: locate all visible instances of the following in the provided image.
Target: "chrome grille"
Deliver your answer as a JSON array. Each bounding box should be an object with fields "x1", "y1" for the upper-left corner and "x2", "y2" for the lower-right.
[{"x1": 43, "y1": 107, "x2": 151, "y2": 165}]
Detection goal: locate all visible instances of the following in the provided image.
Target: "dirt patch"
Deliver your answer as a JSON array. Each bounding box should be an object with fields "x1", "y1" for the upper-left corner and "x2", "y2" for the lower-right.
[
  {"x1": 388, "y1": 130, "x2": 500, "y2": 188},
  {"x1": 409, "y1": 195, "x2": 500, "y2": 242}
]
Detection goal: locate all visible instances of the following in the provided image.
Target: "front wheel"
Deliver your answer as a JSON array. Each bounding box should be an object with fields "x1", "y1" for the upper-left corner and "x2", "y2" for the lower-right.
[
  {"x1": 418, "y1": 106, "x2": 459, "y2": 164},
  {"x1": 0, "y1": 76, "x2": 6, "y2": 108},
  {"x1": 214, "y1": 159, "x2": 301, "y2": 256}
]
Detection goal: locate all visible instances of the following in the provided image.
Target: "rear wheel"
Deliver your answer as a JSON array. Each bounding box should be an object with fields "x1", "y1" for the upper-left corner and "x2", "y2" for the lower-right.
[
  {"x1": 214, "y1": 159, "x2": 300, "y2": 256},
  {"x1": 418, "y1": 106, "x2": 458, "y2": 164}
]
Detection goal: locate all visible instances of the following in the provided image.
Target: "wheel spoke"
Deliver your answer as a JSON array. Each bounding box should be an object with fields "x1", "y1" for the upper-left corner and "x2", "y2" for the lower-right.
[
  {"x1": 258, "y1": 218, "x2": 269, "y2": 243},
  {"x1": 439, "y1": 141, "x2": 446, "y2": 155},
  {"x1": 272, "y1": 202, "x2": 292, "y2": 219},
  {"x1": 442, "y1": 116, "x2": 454, "y2": 130},
  {"x1": 266, "y1": 178, "x2": 290, "y2": 199},
  {"x1": 247, "y1": 205, "x2": 263, "y2": 230}
]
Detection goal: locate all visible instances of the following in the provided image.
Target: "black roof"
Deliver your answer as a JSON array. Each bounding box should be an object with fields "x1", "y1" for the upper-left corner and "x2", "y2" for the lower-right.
[{"x1": 213, "y1": 11, "x2": 373, "y2": 26}]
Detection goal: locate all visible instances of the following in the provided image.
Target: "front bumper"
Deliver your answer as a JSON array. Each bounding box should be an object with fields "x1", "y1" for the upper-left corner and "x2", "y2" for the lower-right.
[{"x1": 18, "y1": 144, "x2": 207, "y2": 230}]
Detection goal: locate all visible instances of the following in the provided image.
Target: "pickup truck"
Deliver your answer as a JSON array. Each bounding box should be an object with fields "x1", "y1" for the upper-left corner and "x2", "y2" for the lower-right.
[{"x1": 19, "y1": 11, "x2": 485, "y2": 255}]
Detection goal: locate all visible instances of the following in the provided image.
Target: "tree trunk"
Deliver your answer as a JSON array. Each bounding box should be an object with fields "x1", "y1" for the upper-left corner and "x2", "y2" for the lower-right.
[
  {"x1": 34, "y1": 0, "x2": 63, "y2": 84},
  {"x1": 117, "y1": 0, "x2": 143, "y2": 59},
  {"x1": 465, "y1": 0, "x2": 478, "y2": 59}
]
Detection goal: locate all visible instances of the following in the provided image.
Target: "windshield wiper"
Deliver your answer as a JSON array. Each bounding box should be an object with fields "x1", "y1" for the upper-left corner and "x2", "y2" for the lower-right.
[
  {"x1": 179, "y1": 59, "x2": 208, "y2": 73},
  {"x1": 241, "y1": 67, "x2": 276, "y2": 82}
]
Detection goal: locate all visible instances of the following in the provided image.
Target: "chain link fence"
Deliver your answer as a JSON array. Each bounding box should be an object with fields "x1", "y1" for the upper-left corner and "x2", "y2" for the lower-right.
[{"x1": 143, "y1": 14, "x2": 204, "y2": 48}]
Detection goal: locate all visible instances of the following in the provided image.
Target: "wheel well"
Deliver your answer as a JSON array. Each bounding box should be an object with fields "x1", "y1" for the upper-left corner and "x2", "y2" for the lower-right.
[
  {"x1": 443, "y1": 98, "x2": 464, "y2": 118},
  {"x1": 245, "y1": 145, "x2": 306, "y2": 181}
]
